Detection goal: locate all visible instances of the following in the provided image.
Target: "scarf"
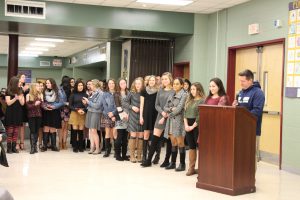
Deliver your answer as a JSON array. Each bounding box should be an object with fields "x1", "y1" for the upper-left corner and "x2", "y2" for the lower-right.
[
  {"x1": 146, "y1": 86, "x2": 158, "y2": 95},
  {"x1": 45, "y1": 89, "x2": 56, "y2": 103}
]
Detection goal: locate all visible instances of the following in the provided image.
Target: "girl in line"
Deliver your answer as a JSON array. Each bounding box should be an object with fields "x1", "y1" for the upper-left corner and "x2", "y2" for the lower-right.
[
  {"x1": 83, "y1": 79, "x2": 103, "y2": 155},
  {"x1": 5, "y1": 76, "x2": 25, "y2": 153},
  {"x1": 141, "y1": 72, "x2": 175, "y2": 167},
  {"x1": 26, "y1": 83, "x2": 43, "y2": 154},
  {"x1": 41, "y1": 78, "x2": 65, "y2": 152},
  {"x1": 184, "y1": 82, "x2": 205, "y2": 175},
  {"x1": 125, "y1": 77, "x2": 144, "y2": 163},
  {"x1": 69, "y1": 80, "x2": 88, "y2": 152},
  {"x1": 164, "y1": 78, "x2": 188, "y2": 171}
]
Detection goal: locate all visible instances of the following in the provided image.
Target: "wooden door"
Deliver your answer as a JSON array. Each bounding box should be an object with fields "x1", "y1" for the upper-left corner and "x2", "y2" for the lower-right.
[{"x1": 235, "y1": 44, "x2": 284, "y2": 164}]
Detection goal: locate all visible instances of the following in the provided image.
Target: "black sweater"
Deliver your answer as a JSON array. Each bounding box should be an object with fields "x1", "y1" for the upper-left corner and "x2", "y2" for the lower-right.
[{"x1": 69, "y1": 92, "x2": 88, "y2": 112}]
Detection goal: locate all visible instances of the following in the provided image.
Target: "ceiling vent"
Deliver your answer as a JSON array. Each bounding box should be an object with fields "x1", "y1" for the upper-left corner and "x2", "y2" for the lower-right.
[{"x1": 5, "y1": 0, "x2": 46, "y2": 19}]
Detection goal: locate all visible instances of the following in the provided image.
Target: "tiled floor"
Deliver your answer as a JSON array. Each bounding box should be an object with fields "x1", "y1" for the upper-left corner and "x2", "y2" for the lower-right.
[{"x1": 0, "y1": 146, "x2": 299, "y2": 200}]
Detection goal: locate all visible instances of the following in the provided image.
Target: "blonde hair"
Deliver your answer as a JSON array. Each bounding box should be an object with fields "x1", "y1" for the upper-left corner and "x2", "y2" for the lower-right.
[
  {"x1": 161, "y1": 72, "x2": 173, "y2": 88},
  {"x1": 91, "y1": 79, "x2": 103, "y2": 90},
  {"x1": 28, "y1": 83, "x2": 43, "y2": 101},
  {"x1": 130, "y1": 77, "x2": 144, "y2": 93},
  {"x1": 148, "y1": 75, "x2": 159, "y2": 89}
]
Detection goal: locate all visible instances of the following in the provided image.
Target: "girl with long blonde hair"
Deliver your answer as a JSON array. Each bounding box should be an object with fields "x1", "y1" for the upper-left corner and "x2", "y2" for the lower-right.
[{"x1": 26, "y1": 83, "x2": 43, "y2": 154}]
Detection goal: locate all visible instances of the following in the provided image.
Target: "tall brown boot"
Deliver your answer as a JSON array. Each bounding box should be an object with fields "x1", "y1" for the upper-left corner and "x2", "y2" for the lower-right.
[
  {"x1": 136, "y1": 138, "x2": 143, "y2": 163},
  {"x1": 186, "y1": 149, "x2": 197, "y2": 176},
  {"x1": 129, "y1": 138, "x2": 137, "y2": 163}
]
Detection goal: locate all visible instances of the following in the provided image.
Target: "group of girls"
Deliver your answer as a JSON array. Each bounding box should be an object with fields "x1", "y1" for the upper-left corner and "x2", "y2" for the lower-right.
[{"x1": 3, "y1": 72, "x2": 230, "y2": 176}]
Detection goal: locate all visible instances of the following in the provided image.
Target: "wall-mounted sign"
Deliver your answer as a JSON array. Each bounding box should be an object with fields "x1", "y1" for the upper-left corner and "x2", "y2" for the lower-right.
[
  {"x1": 52, "y1": 59, "x2": 62, "y2": 67},
  {"x1": 248, "y1": 23, "x2": 260, "y2": 35}
]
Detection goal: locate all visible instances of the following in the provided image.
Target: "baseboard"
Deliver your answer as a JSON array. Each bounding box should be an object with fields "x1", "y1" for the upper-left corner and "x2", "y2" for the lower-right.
[
  {"x1": 281, "y1": 164, "x2": 300, "y2": 175},
  {"x1": 259, "y1": 151, "x2": 279, "y2": 165}
]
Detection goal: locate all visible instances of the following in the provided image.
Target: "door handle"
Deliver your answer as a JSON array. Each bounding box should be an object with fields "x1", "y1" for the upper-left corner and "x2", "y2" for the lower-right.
[{"x1": 263, "y1": 111, "x2": 280, "y2": 115}]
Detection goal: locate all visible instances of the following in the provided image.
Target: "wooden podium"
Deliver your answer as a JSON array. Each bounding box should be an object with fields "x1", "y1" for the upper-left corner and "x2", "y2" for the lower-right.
[{"x1": 196, "y1": 105, "x2": 256, "y2": 195}]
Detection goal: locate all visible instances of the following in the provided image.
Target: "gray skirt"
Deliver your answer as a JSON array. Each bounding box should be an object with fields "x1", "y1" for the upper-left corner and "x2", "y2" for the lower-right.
[
  {"x1": 154, "y1": 113, "x2": 167, "y2": 130},
  {"x1": 85, "y1": 111, "x2": 101, "y2": 130}
]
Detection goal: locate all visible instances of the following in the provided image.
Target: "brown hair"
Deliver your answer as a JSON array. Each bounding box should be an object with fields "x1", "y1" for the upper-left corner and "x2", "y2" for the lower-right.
[
  {"x1": 7, "y1": 76, "x2": 22, "y2": 96},
  {"x1": 238, "y1": 69, "x2": 254, "y2": 80},
  {"x1": 161, "y1": 72, "x2": 173, "y2": 88},
  {"x1": 185, "y1": 82, "x2": 206, "y2": 109},
  {"x1": 130, "y1": 77, "x2": 144, "y2": 93}
]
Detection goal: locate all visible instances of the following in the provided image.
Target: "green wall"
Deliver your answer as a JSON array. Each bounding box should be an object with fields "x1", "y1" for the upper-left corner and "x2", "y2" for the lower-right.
[
  {"x1": 177, "y1": 0, "x2": 299, "y2": 173},
  {"x1": 108, "y1": 41, "x2": 122, "y2": 80}
]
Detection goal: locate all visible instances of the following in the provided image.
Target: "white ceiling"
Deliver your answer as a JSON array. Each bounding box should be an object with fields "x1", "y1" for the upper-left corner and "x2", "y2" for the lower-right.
[
  {"x1": 0, "y1": 35, "x2": 101, "y2": 57},
  {"x1": 46, "y1": 0, "x2": 251, "y2": 14}
]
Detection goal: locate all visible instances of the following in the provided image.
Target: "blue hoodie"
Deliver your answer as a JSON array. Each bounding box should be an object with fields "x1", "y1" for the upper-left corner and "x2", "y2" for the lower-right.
[{"x1": 237, "y1": 81, "x2": 265, "y2": 136}]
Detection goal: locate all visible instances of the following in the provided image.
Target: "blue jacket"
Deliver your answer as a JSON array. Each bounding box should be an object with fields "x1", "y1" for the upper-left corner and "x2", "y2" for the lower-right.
[
  {"x1": 237, "y1": 81, "x2": 265, "y2": 136},
  {"x1": 101, "y1": 92, "x2": 118, "y2": 118},
  {"x1": 87, "y1": 90, "x2": 103, "y2": 113}
]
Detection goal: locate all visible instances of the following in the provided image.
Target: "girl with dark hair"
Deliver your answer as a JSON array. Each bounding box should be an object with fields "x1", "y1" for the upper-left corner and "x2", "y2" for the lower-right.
[
  {"x1": 184, "y1": 82, "x2": 206, "y2": 175},
  {"x1": 124, "y1": 77, "x2": 144, "y2": 163},
  {"x1": 16, "y1": 73, "x2": 29, "y2": 151},
  {"x1": 101, "y1": 79, "x2": 118, "y2": 158},
  {"x1": 69, "y1": 80, "x2": 88, "y2": 153},
  {"x1": 26, "y1": 83, "x2": 43, "y2": 154},
  {"x1": 70, "y1": 78, "x2": 75, "y2": 92},
  {"x1": 60, "y1": 76, "x2": 71, "y2": 150},
  {"x1": 114, "y1": 78, "x2": 130, "y2": 161},
  {"x1": 41, "y1": 78, "x2": 65, "y2": 152},
  {"x1": 205, "y1": 78, "x2": 230, "y2": 106},
  {"x1": 183, "y1": 79, "x2": 192, "y2": 93},
  {"x1": 163, "y1": 78, "x2": 188, "y2": 171},
  {"x1": 5, "y1": 76, "x2": 25, "y2": 153}
]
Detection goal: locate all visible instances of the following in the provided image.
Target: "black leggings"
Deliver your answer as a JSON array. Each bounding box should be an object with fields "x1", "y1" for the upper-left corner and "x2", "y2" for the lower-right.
[
  {"x1": 28, "y1": 117, "x2": 42, "y2": 138},
  {"x1": 185, "y1": 118, "x2": 198, "y2": 149}
]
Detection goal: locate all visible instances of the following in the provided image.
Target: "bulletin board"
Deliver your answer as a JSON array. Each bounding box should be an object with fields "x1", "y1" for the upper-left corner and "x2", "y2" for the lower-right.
[{"x1": 287, "y1": 1, "x2": 300, "y2": 97}]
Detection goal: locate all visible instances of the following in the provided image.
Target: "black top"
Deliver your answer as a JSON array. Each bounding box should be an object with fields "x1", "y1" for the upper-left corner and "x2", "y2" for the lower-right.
[
  {"x1": 141, "y1": 89, "x2": 158, "y2": 130},
  {"x1": 4, "y1": 94, "x2": 23, "y2": 126},
  {"x1": 69, "y1": 92, "x2": 88, "y2": 112}
]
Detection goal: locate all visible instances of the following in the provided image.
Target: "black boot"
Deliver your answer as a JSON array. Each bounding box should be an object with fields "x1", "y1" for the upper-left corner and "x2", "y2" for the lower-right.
[
  {"x1": 121, "y1": 130, "x2": 129, "y2": 161},
  {"x1": 34, "y1": 133, "x2": 38, "y2": 153},
  {"x1": 152, "y1": 138, "x2": 161, "y2": 164},
  {"x1": 103, "y1": 138, "x2": 110, "y2": 157},
  {"x1": 176, "y1": 147, "x2": 186, "y2": 171},
  {"x1": 160, "y1": 138, "x2": 172, "y2": 167},
  {"x1": 6, "y1": 142, "x2": 12, "y2": 154},
  {"x1": 165, "y1": 146, "x2": 178, "y2": 170},
  {"x1": 86, "y1": 139, "x2": 90, "y2": 150},
  {"x1": 73, "y1": 130, "x2": 78, "y2": 153},
  {"x1": 115, "y1": 133, "x2": 123, "y2": 161},
  {"x1": 12, "y1": 142, "x2": 19, "y2": 153},
  {"x1": 101, "y1": 130, "x2": 106, "y2": 152},
  {"x1": 41, "y1": 132, "x2": 48, "y2": 152},
  {"x1": 50, "y1": 132, "x2": 59, "y2": 152},
  {"x1": 30, "y1": 134, "x2": 35, "y2": 154},
  {"x1": 141, "y1": 135, "x2": 160, "y2": 167},
  {"x1": 78, "y1": 130, "x2": 84, "y2": 152},
  {"x1": 142, "y1": 140, "x2": 148, "y2": 163}
]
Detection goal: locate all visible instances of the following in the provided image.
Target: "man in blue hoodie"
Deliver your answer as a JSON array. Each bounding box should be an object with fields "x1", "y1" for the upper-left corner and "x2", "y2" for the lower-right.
[{"x1": 233, "y1": 69, "x2": 265, "y2": 162}]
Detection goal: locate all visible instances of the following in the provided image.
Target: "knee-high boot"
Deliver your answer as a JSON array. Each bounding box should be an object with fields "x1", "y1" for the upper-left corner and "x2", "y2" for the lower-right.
[
  {"x1": 50, "y1": 132, "x2": 59, "y2": 152},
  {"x1": 103, "y1": 138, "x2": 111, "y2": 157},
  {"x1": 165, "y1": 146, "x2": 178, "y2": 170},
  {"x1": 128, "y1": 137, "x2": 137, "y2": 163},
  {"x1": 186, "y1": 149, "x2": 197, "y2": 176},
  {"x1": 137, "y1": 138, "x2": 143, "y2": 163},
  {"x1": 140, "y1": 135, "x2": 160, "y2": 167},
  {"x1": 142, "y1": 139, "x2": 148, "y2": 163},
  {"x1": 176, "y1": 147, "x2": 186, "y2": 172},
  {"x1": 41, "y1": 132, "x2": 48, "y2": 152},
  {"x1": 160, "y1": 138, "x2": 172, "y2": 167}
]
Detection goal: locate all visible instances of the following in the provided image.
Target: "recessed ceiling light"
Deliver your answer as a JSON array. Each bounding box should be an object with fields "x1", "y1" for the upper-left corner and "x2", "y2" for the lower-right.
[
  {"x1": 21, "y1": 51, "x2": 43, "y2": 55},
  {"x1": 35, "y1": 38, "x2": 64, "y2": 42},
  {"x1": 25, "y1": 47, "x2": 49, "y2": 51},
  {"x1": 19, "y1": 53, "x2": 39, "y2": 57},
  {"x1": 30, "y1": 42, "x2": 56, "y2": 47},
  {"x1": 136, "y1": 0, "x2": 193, "y2": 6}
]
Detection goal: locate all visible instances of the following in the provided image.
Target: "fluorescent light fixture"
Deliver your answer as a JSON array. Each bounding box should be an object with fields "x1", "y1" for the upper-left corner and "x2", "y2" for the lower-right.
[
  {"x1": 35, "y1": 38, "x2": 64, "y2": 42},
  {"x1": 30, "y1": 42, "x2": 56, "y2": 47},
  {"x1": 25, "y1": 47, "x2": 49, "y2": 51},
  {"x1": 21, "y1": 51, "x2": 43, "y2": 55},
  {"x1": 19, "y1": 53, "x2": 39, "y2": 57},
  {"x1": 136, "y1": 0, "x2": 193, "y2": 6}
]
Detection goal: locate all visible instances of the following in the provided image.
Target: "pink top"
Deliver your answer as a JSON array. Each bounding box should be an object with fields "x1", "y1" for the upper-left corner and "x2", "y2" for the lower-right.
[{"x1": 204, "y1": 95, "x2": 230, "y2": 106}]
